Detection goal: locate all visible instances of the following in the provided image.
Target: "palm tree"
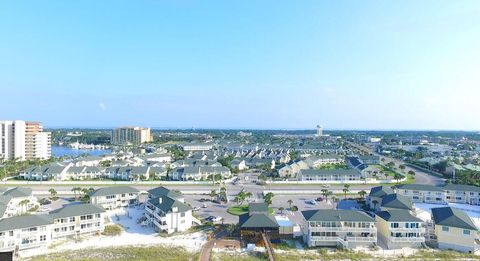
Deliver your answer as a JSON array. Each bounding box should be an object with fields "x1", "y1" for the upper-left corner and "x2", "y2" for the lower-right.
[
  {"x1": 19, "y1": 199, "x2": 30, "y2": 213},
  {"x1": 209, "y1": 189, "x2": 217, "y2": 201},
  {"x1": 394, "y1": 173, "x2": 403, "y2": 184},
  {"x1": 287, "y1": 199, "x2": 293, "y2": 210},
  {"x1": 48, "y1": 188, "x2": 58, "y2": 200},
  {"x1": 342, "y1": 184, "x2": 350, "y2": 199},
  {"x1": 358, "y1": 190, "x2": 367, "y2": 199},
  {"x1": 71, "y1": 187, "x2": 81, "y2": 200},
  {"x1": 263, "y1": 192, "x2": 274, "y2": 205},
  {"x1": 279, "y1": 207, "x2": 285, "y2": 215},
  {"x1": 321, "y1": 189, "x2": 328, "y2": 199},
  {"x1": 245, "y1": 192, "x2": 253, "y2": 202},
  {"x1": 324, "y1": 191, "x2": 333, "y2": 202}
]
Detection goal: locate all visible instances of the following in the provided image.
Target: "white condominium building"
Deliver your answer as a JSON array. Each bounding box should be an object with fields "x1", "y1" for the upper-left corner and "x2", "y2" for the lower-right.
[
  {"x1": 0, "y1": 120, "x2": 51, "y2": 161},
  {"x1": 112, "y1": 126, "x2": 153, "y2": 145}
]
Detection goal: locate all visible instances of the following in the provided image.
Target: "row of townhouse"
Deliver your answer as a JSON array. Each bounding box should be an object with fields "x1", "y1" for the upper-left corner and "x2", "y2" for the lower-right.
[
  {"x1": 89, "y1": 186, "x2": 140, "y2": 210},
  {"x1": 278, "y1": 154, "x2": 345, "y2": 178},
  {"x1": 298, "y1": 169, "x2": 362, "y2": 182},
  {"x1": 0, "y1": 203, "x2": 105, "y2": 252},
  {"x1": 144, "y1": 187, "x2": 193, "y2": 234},
  {"x1": 301, "y1": 206, "x2": 478, "y2": 252},
  {"x1": 395, "y1": 184, "x2": 480, "y2": 205},
  {"x1": 367, "y1": 185, "x2": 480, "y2": 252},
  {"x1": 171, "y1": 166, "x2": 231, "y2": 181}
]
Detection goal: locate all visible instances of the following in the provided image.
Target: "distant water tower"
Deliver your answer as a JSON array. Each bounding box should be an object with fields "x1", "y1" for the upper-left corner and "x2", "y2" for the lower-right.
[{"x1": 316, "y1": 125, "x2": 323, "y2": 137}]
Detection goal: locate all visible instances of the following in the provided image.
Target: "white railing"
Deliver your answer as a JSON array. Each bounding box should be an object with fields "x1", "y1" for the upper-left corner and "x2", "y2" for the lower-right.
[
  {"x1": 153, "y1": 220, "x2": 167, "y2": 230},
  {"x1": 310, "y1": 236, "x2": 341, "y2": 241},
  {"x1": 390, "y1": 227, "x2": 425, "y2": 233},
  {"x1": 390, "y1": 237, "x2": 425, "y2": 243},
  {"x1": 310, "y1": 226, "x2": 377, "y2": 233},
  {"x1": 346, "y1": 237, "x2": 377, "y2": 242}
]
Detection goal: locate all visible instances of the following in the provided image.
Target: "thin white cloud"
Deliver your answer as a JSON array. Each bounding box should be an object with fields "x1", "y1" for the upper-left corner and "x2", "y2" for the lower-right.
[{"x1": 99, "y1": 102, "x2": 107, "y2": 111}]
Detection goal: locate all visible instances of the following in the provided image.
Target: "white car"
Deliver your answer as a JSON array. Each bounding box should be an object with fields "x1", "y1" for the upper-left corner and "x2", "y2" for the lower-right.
[{"x1": 212, "y1": 216, "x2": 223, "y2": 222}]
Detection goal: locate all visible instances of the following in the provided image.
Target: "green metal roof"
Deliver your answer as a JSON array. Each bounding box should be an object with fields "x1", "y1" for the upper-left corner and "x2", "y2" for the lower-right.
[
  {"x1": 431, "y1": 207, "x2": 477, "y2": 230},
  {"x1": 49, "y1": 203, "x2": 105, "y2": 219},
  {"x1": 0, "y1": 215, "x2": 53, "y2": 231},
  {"x1": 441, "y1": 184, "x2": 480, "y2": 193},
  {"x1": 369, "y1": 186, "x2": 394, "y2": 198},
  {"x1": 147, "y1": 186, "x2": 183, "y2": 199},
  {"x1": 89, "y1": 186, "x2": 139, "y2": 197},
  {"x1": 239, "y1": 213, "x2": 279, "y2": 228},
  {"x1": 148, "y1": 195, "x2": 191, "y2": 213},
  {"x1": 376, "y1": 210, "x2": 423, "y2": 222},
  {"x1": 248, "y1": 203, "x2": 268, "y2": 214},
  {"x1": 302, "y1": 209, "x2": 374, "y2": 222},
  {"x1": 381, "y1": 194, "x2": 413, "y2": 210},
  {"x1": 396, "y1": 184, "x2": 444, "y2": 192}
]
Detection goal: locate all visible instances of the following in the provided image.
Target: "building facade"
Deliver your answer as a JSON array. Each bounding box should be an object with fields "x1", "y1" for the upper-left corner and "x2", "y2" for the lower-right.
[
  {"x1": 89, "y1": 186, "x2": 139, "y2": 210},
  {"x1": 0, "y1": 120, "x2": 50, "y2": 161},
  {"x1": 376, "y1": 210, "x2": 425, "y2": 249},
  {"x1": 112, "y1": 126, "x2": 153, "y2": 145}
]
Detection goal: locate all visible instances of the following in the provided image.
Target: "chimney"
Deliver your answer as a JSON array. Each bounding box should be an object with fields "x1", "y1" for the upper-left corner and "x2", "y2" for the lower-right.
[{"x1": 158, "y1": 197, "x2": 163, "y2": 204}]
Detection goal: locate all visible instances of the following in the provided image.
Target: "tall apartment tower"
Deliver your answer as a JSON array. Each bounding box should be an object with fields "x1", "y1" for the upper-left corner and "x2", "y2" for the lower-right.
[
  {"x1": 316, "y1": 125, "x2": 323, "y2": 137},
  {"x1": 0, "y1": 120, "x2": 51, "y2": 161},
  {"x1": 112, "y1": 126, "x2": 153, "y2": 145}
]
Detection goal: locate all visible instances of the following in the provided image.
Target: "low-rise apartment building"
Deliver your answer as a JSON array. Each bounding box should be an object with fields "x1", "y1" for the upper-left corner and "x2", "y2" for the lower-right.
[
  {"x1": 301, "y1": 210, "x2": 377, "y2": 249},
  {"x1": 367, "y1": 186, "x2": 394, "y2": 210},
  {"x1": 298, "y1": 169, "x2": 362, "y2": 182},
  {"x1": 172, "y1": 166, "x2": 231, "y2": 181},
  {"x1": 49, "y1": 204, "x2": 105, "y2": 239},
  {"x1": 376, "y1": 210, "x2": 425, "y2": 249},
  {"x1": 1, "y1": 187, "x2": 39, "y2": 217},
  {"x1": 89, "y1": 186, "x2": 139, "y2": 210},
  {"x1": 0, "y1": 215, "x2": 53, "y2": 252},
  {"x1": 396, "y1": 184, "x2": 447, "y2": 204},
  {"x1": 442, "y1": 184, "x2": 480, "y2": 205},
  {"x1": 144, "y1": 195, "x2": 192, "y2": 234},
  {"x1": 431, "y1": 207, "x2": 479, "y2": 253}
]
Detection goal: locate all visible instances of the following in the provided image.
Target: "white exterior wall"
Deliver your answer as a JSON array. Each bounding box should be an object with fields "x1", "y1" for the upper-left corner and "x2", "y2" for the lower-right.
[
  {"x1": 0, "y1": 224, "x2": 51, "y2": 252},
  {"x1": 90, "y1": 193, "x2": 138, "y2": 210},
  {"x1": 51, "y1": 212, "x2": 105, "y2": 239}
]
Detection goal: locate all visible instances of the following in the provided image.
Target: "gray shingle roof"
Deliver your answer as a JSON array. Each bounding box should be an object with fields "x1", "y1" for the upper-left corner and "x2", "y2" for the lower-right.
[
  {"x1": 396, "y1": 184, "x2": 444, "y2": 192},
  {"x1": 0, "y1": 215, "x2": 53, "y2": 231},
  {"x1": 302, "y1": 210, "x2": 374, "y2": 222},
  {"x1": 431, "y1": 207, "x2": 477, "y2": 230},
  {"x1": 239, "y1": 213, "x2": 279, "y2": 228},
  {"x1": 148, "y1": 195, "x2": 191, "y2": 213},
  {"x1": 381, "y1": 194, "x2": 413, "y2": 210},
  {"x1": 248, "y1": 203, "x2": 268, "y2": 214},
  {"x1": 49, "y1": 203, "x2": 105, "y2": 219},
  {"x1": 89, "y1": 186, "x2": 139, "y2": 197},
  {"x1": 376, "y1": 210, "x2": 423, "y2": 222},
  {"x1": 3, "y1": 187, "x2": 32, "y2": 198}
]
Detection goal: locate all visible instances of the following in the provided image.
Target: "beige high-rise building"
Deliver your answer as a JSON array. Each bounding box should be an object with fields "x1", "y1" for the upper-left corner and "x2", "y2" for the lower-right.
[
  {"x1": 0, "y1": 120, "x2": 51, "y2": 161},
  {"x1": 112, "y1": 126, "x2": 153, "y2": 145}
]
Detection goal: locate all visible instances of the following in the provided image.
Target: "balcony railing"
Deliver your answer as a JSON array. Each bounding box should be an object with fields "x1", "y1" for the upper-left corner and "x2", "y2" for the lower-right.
[
  {"x1": 390, "y1": 227, "x2": 425, "y2": 233},
  {"x1": 310, "y1": 226, "x2": 377, "y2": 232},
  {"x1": 390, "y1": 237, "x2": 425, "y2": 243},
  {"x1": 346, "y1": 237, "x2": 377, "y2": 242},
  {"x1": 310, "y1": 236, "x2": 376, "y2": 243}
]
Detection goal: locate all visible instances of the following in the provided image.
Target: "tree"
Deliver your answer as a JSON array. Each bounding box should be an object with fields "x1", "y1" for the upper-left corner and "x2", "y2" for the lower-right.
[
  {"x1": 358, "y1": 190, "x2": 367, "y2": 199},
  {"x1": 408, "y1": 170, "x2": 416, "y2": 176},
  {"x1": 209, "y1": 189, "x2": 217, "y2": 201},
  {"x1": 263, "y1": 192, "x2": 274, "y2": 205},
  {"x1": 399, "y1": 165, "x2": 406, "y2": 172},
  {"x1": 387, "y1": 162, "x2": 395, "y2": 168},
  {"x1": 245, "y1": 192, "x2": 253, "y2": 202},
  {"x1": 278, "y1": 207, "x2": 285, "y2": 215},
  {"x1": 290, "y1": 205, "x2": 298, "y2": 212},
  {"x1": 71, "y1": 187, "x2": 82, "y2": 200},
  {"x1": 287, "y1": 199, "x2": 293, "y2": 209},
  {"x1": 48, "y1": 188, "x2": 58, "y2": 200},
  {"x1": 342, "y1": 184, "x2": 350, "y2": 199},
  {"x1": 19, "y1": 199, "x2": 30, "y2": 214},
  {"x1": 394, "y1": 173, "x2": 403, "y2": 184}
]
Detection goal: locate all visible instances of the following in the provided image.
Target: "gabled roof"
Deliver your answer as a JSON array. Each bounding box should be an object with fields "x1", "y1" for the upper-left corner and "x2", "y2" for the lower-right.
[
  {"x1": 239, "y1": 213, "x2": 279, "y2": 228},
  {"x1": 248, "y1": 203, "x2": 268, "y2": 214},
  {"x1": 431, "y1": 207, "x2": 477, "y2": 230},
  {"x1": 0, "y1": 214, "x2": 53, "y2": 231},
  {"x1": 147, "y1": 186, "x2": 183, "y2": 199},
  {"x1": 89, "y1": 186, "x2": 139, "y2": 197},
  {"x1": 368, "y1": 186, "x2": 394, "y2": 198},
  {"x1": 381, "y1": 194, "x2": 413, "y2": 210},
  {"x1": 3, "y1": 187, "x2": 32, "y2": 198},
  {"x1": 49, "y1": 203, "x2": 105, "y2": 219},
  {"x1": 148, "y1": 195, "x2": 191, "y2": 213},
  {"x1": 376, "y1": 210, "x2": 423, "y2": 222},
  {"x1": 441, "y1": 184, "x2": 480, "y2": 193},
  {"x1": 396, "y1": 184, "x2": 444, "y2": 192},
  {"x1": 302, "y1": 209, "x2": 374, "y2": 222}
]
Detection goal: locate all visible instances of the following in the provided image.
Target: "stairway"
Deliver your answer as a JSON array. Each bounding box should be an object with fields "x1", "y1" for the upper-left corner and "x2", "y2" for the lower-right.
[{"x1": 261, "y1": 232, "x2": 276, "y2": 261}]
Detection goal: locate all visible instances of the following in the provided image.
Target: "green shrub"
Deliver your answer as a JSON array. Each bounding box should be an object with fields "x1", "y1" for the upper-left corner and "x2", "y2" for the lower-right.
[{"x1": 102, "y1": 224, "x2": 123, "y2": 236}]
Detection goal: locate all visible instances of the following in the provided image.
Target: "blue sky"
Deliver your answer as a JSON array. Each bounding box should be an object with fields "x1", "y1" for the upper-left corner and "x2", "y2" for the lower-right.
[{"x1": 1, "y1": 1, "x2": 479, "y2": 130}]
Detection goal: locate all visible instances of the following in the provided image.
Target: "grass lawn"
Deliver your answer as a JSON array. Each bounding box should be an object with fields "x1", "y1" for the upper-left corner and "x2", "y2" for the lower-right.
[
  {"x1": 227, "y1": 205, "x2": 274, "y2": 216},
  {"x1": 29, "y1": 246, "x2": 197, "y2": 261}
]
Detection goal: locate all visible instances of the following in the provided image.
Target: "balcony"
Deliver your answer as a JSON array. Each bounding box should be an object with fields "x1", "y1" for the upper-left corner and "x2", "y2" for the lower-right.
[
  {"x1": 153, "y1": 219, "x2": 168, "y2": 230},
  {"x1": 346, "y1": 237, "x2": 377, "y2": 242},
  {"x1": 390, "y1": 237, "x2": 425, "y2": 243},
  {"x1": 310, "y1": 226, "x2": 377, "y2": 233},
  {"x1": 390, "y1": 227, "x2": 425, "y2": 233}
]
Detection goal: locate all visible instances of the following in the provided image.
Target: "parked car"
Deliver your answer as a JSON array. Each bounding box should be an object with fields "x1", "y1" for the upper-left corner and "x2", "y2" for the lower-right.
[
  {"x1": 192, "y1": 207, "x2": 200, "y2": 211},
  {"x1": 212, "y1": 216, "x2": 223, "y2": 222},
  {"x1": 306, "y1": 199, "x2": 317, "y2": 205},
  {"x1": 316, "y1": 197, "x2": 324, "y2": 202},
  {"x1": 202, "y1": 203, "x2": 207, "y2": 208},
  {"x1": 321, "y1": 184, "x2": 330, "y2": 188}
]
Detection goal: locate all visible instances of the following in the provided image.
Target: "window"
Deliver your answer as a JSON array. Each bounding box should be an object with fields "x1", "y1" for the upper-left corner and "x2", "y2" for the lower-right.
[
  {"x1": 95, "y1": 213, "x2": 101, "y2": 219},
  {"x1": 391, "y1": 223, "x2": 399, "y2": 228},
  {"x1": 70, "y1": 226, "x2": 75, "y2": 231},
  {"x1": 40, "y1": 235, "x2": 46, "y2": 241},
  {"x1": 9, "y1": 231, "x2": 13, "y2": 236},
  {"x1": 181, "y1": 212, "x2": 185, "y2": 217},
  {"x1": 442, "y1": 226, "x2": 449, "y2": 232},
  {"x1": 464, "y1": 229, "x2": 471, "y2": 235},
  {"x1": 69, "y1": 217, "x2": 75, "y2": 222}
]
